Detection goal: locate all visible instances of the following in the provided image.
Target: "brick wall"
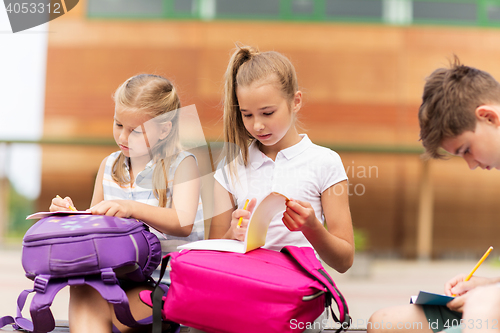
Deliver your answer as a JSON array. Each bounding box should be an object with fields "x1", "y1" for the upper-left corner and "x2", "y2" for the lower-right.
[{"x1": 39, "y1": 2, "x2": 500, "y2": 257}]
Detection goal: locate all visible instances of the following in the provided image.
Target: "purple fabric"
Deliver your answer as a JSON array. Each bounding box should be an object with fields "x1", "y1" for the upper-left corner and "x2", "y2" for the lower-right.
[{"x1": 1, "y1": 215, "x2": 162, "y2": 333}]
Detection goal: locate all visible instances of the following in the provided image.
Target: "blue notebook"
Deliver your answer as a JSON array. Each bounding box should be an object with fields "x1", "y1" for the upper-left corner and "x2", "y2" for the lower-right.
[{"x1": 410, "y1": 291, "x2": 454, "y2": 306}]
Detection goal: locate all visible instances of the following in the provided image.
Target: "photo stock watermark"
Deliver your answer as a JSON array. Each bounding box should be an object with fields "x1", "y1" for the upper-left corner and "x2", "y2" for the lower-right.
[
  {"x1": 327, "y1": 160, "x2": 379, "y2": 197},
  {"x1": 3, "y1": 0, "x2": 79, "y2": 33},
  {"x1": 290, "y1": 318, "x2": 425, "y2": 331}
]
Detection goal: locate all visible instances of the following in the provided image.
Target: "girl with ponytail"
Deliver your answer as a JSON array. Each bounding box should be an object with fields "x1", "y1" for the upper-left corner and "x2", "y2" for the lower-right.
[
  {"x1": 212, "y1": 44, "x2": 354, "y2": 273},
  {"x1": 208, "y1": 44, "x2": 354, "y2": 333}
]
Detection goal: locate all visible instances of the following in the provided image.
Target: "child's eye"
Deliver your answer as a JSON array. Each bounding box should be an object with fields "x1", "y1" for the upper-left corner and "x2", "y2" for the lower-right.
[
  {"x1": 114, "y1": 122, "x2": 122, "y2": 128},
  {"x1": 242, "y1": 114, "x2": 252, "y2": 118},
  {"x1": 263, "y1": 112, "x2": 274, "y2": 116}
]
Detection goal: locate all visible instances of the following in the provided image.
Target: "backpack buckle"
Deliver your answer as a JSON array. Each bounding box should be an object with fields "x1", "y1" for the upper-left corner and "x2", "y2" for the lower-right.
[
  {"x1": 101, "y1": 268, "x2": 117, "y2": 285},
  {"x1": 34, "y1": 275, "x2": 49, "y2": 293}
]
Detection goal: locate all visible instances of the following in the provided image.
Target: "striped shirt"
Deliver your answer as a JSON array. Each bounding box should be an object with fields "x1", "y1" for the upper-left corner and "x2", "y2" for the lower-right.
[{"x1": 102, "y1": 150, "x2": 204, "y2": 243}]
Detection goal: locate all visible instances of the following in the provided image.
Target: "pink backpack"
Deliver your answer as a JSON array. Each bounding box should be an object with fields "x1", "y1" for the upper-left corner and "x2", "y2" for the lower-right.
[
  {"x1": 0, "y1": 214, "x2": 164, "y2": 333},
  {"x1": 141, "y1": 246, "x2": 350, "y2": 333}
]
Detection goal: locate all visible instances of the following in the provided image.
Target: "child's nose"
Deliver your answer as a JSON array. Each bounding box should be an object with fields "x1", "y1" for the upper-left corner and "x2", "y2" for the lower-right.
[
  {"x1": 254, "y1": 120, "x2": 264, "y2": 131},
  {"x1": 464, "y1": 155, "x2": 478, "y2": 170},
  {"x1": 119, "y1": 130, "x2": 129, "y2": 143}
]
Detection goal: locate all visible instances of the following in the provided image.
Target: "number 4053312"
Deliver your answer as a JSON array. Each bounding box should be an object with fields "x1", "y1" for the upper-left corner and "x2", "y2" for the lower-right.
[{"x1": 5, "y1": 2, "x2": 62, "y2": 14}]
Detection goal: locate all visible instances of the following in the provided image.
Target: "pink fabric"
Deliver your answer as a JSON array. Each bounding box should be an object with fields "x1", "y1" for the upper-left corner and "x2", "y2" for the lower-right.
[{"x1": 155, "y1": 247, "x2": 346, "y2": 333}]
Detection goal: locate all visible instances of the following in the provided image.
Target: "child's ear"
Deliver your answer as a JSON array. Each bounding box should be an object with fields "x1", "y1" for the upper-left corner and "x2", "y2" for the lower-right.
[
  {"x1": 160, "y1": 121, "x2": 172, "y2": 140},
  {"x1": 475, "y1": 105, "x2": 500, "y2": 126},
  {"x1": 292, "y1": 91, "x2": 302, "y2": 114}
]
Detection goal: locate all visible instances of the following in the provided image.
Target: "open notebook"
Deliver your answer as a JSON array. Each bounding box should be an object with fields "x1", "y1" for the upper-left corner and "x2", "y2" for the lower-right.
[
  {"x1": 178, "y1": 192, "x2": 289, "y2": 253},
  {"x1": 26, "y1": 211, "x2": 91, "y2": 220},
  {"x1": 410, "y1": 291, "x2": 454, "y2": 306}
]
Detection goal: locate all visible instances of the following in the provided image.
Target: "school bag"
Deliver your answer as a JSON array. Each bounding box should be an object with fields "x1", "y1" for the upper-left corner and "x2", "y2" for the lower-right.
[
  {"x1": 141, "y1": 246, "x2": 351, "y2": 333},
  {"x1": 0, "y1": 214, "x2": 164, "y2": 333}
]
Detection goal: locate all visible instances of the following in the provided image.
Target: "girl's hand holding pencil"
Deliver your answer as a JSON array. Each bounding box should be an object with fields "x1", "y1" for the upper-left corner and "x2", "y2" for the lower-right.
[
  {"x1": 231, "y1": 198, "x2": 256, "y2": 241},
  {"x1": 49, "y1": 195, "x2": 77, "y2": 212}
]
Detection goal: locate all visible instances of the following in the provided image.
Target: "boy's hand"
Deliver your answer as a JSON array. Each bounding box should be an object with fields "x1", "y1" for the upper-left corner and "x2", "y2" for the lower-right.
[
  {"x1": 89, "y1": 200, "x2": 134, "y2": 218},
  {"x1": 446, "y1": 294, "x2": 467, "y2": 313},
  {"x1": 445, "y1": 274, "x2": 494, "y2": 296},
  {"x1": 229, "y1": 198, "x2": 256, "y2": 241},
  {"x1": 50, "y1": 196, "x2": 75, "y2": 212},
  {"x1": 282, "y1": 199, "x2": 319, "y2": 232}
]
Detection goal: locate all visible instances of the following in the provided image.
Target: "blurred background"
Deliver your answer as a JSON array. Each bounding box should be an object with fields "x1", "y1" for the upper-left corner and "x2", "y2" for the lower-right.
[{"x1": 3, "y1": 0, "x2": 500, "y2": 261}]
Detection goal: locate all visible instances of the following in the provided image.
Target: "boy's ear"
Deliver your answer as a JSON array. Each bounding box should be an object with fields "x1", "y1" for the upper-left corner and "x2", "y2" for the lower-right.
[
  {"x1": 160, "y1": 121, "x2": 172, "y2": 140},
  {"x1": 475, "y1": 105, "x2": 500, "y2": 126}
]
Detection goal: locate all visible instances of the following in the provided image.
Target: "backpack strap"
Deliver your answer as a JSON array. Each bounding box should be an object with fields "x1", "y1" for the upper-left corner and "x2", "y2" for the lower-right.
[
  {"x1": 0, "y1": 275, "x2": 66, "y2": 333},
  {"x1": 151, "y1": 253, "x2": 174, "y2": 333},
  {"x1": 0, "y1": 315, "x2": 15, "y2": 329},
  {"x1": 281, "y1": 246, "x2": 351, "y2": 332},
  {"x1": 2, "y1": 270, "x2": 154, "y2": 333}
]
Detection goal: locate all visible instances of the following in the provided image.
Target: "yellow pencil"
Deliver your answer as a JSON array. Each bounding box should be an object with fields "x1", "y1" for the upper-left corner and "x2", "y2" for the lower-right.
[
  {"x1": 451, "y1": 246, "x2": 493, "y2": 296},
  {"x1": 464, "y1": 246, "x2": 493, "y2": 282},
  {"x1": 56, "y1": 195, "x2": 77, "y2": 212},
  {"x1": 237, "y1": 199, "x2": 250, "y2": 228}
]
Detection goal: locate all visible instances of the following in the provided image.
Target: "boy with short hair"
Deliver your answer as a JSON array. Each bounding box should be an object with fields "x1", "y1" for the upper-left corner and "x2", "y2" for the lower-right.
[{"x1": 368, "y1": 58, "x2": 500, "y2": 333}]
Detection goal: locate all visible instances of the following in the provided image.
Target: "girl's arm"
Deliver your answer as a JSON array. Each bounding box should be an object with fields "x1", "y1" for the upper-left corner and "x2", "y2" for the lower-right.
[
  {"x1": 208, "y1": 180, "x2": 254, "y2": 240},
  {"x1": 90, "y1": 156, "x2": 199, "y2": 237},
  {"x1": 283, "y1": 180, "x2": 354, "y2": 273},
  {"x1": 90, "y1": 157, "x2": 106, "y2": 207}
]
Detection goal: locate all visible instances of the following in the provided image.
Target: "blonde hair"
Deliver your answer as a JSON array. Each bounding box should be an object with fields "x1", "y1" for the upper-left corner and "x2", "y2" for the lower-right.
[
  {"x1": 419, "y1": 57, "x2": 500, "y2": 158},
  {"x1": 222, "y1": 45, "x2": 299, "y2": 179},
  {"x1": 112, "y1": 74, "x2": 181, "y2": 207}
]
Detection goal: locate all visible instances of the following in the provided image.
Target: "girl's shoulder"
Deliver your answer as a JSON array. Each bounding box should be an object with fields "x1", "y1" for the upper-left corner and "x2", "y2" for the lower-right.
[
  {"x1": 303, "y1": 140, "x2": 343, "y2": 163},
  {"x1": 173, "y1": 150, "x2": 197, "y2": 165},
  {"x1": 105, "y1": 151, "x2": 122, "y2": 163}
]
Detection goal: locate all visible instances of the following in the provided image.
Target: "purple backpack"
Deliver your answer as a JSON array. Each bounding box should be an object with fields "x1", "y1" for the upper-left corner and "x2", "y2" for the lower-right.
[{"x1": 0, "y1": 214, "x2": 162, "y2": 333}]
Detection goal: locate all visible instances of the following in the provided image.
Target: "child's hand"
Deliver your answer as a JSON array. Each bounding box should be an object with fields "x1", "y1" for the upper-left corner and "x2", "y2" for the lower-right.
[
  {"x1": 446, "y1": 294, "x2": 467, "y2": 313},
  {"x1": 282, "y1": 199, "x2": 318, "y2": 232},
  {"x1": 50, "y1": 196, "x2": 75, "y2": 212},
  {"x1": 445, "y1": 274, "x2": 493, "y2": 296},
  {"x1": 229, "y1": 198, "x2": 256, "y2": 241},
  {"x1": 89, "y1": 200, "x2": 134, "y2": 218}
]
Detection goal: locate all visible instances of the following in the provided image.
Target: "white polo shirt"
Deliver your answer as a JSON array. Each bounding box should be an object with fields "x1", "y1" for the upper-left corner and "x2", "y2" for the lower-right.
[{"x1": 214, "y1": 134, "x2": 347, "y2": 251}]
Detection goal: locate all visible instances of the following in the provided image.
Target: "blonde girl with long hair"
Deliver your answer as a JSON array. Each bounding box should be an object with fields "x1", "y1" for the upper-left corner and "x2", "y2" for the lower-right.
[
  {"x1": 206, "y1": 44, "x2": 354, "y2": 333},
  {"x1": 50, "y1": 74, "x2": 203, "y2": 332},
  {"x1": 211, "y1": 45, "x2": 354, "y2": 272}
]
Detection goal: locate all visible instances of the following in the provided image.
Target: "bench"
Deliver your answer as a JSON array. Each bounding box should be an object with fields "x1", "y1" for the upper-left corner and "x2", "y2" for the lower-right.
[{"x1": 0, "y1": 321, "x2": 367, "y2": 332}]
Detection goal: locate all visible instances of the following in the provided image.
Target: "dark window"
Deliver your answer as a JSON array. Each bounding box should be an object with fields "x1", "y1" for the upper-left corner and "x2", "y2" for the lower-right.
[
  {"x1": 292, "y1": 0, "x2": 315, "y2": 15},
  {"x1": 325, "y1": 0, "x2": 383, "y2": 19},
  {"x1": 413, "y1": 1, "x2": 477, "y2": 22},
  {"x1": 215, "y1": 0, "x2": 280, "y2": 17},
  {"x1": 88, "y1": 0, "x2": 164, "y2": 17}
]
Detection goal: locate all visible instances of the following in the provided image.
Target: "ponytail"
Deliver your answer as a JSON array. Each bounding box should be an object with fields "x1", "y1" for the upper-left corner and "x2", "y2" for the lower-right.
[
  {"x1": 222, "y1": 46, "x2": 259, "y2": 180},
  {"x1": 222, "y1": 44, "x2": 299, "y2": 182}
]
